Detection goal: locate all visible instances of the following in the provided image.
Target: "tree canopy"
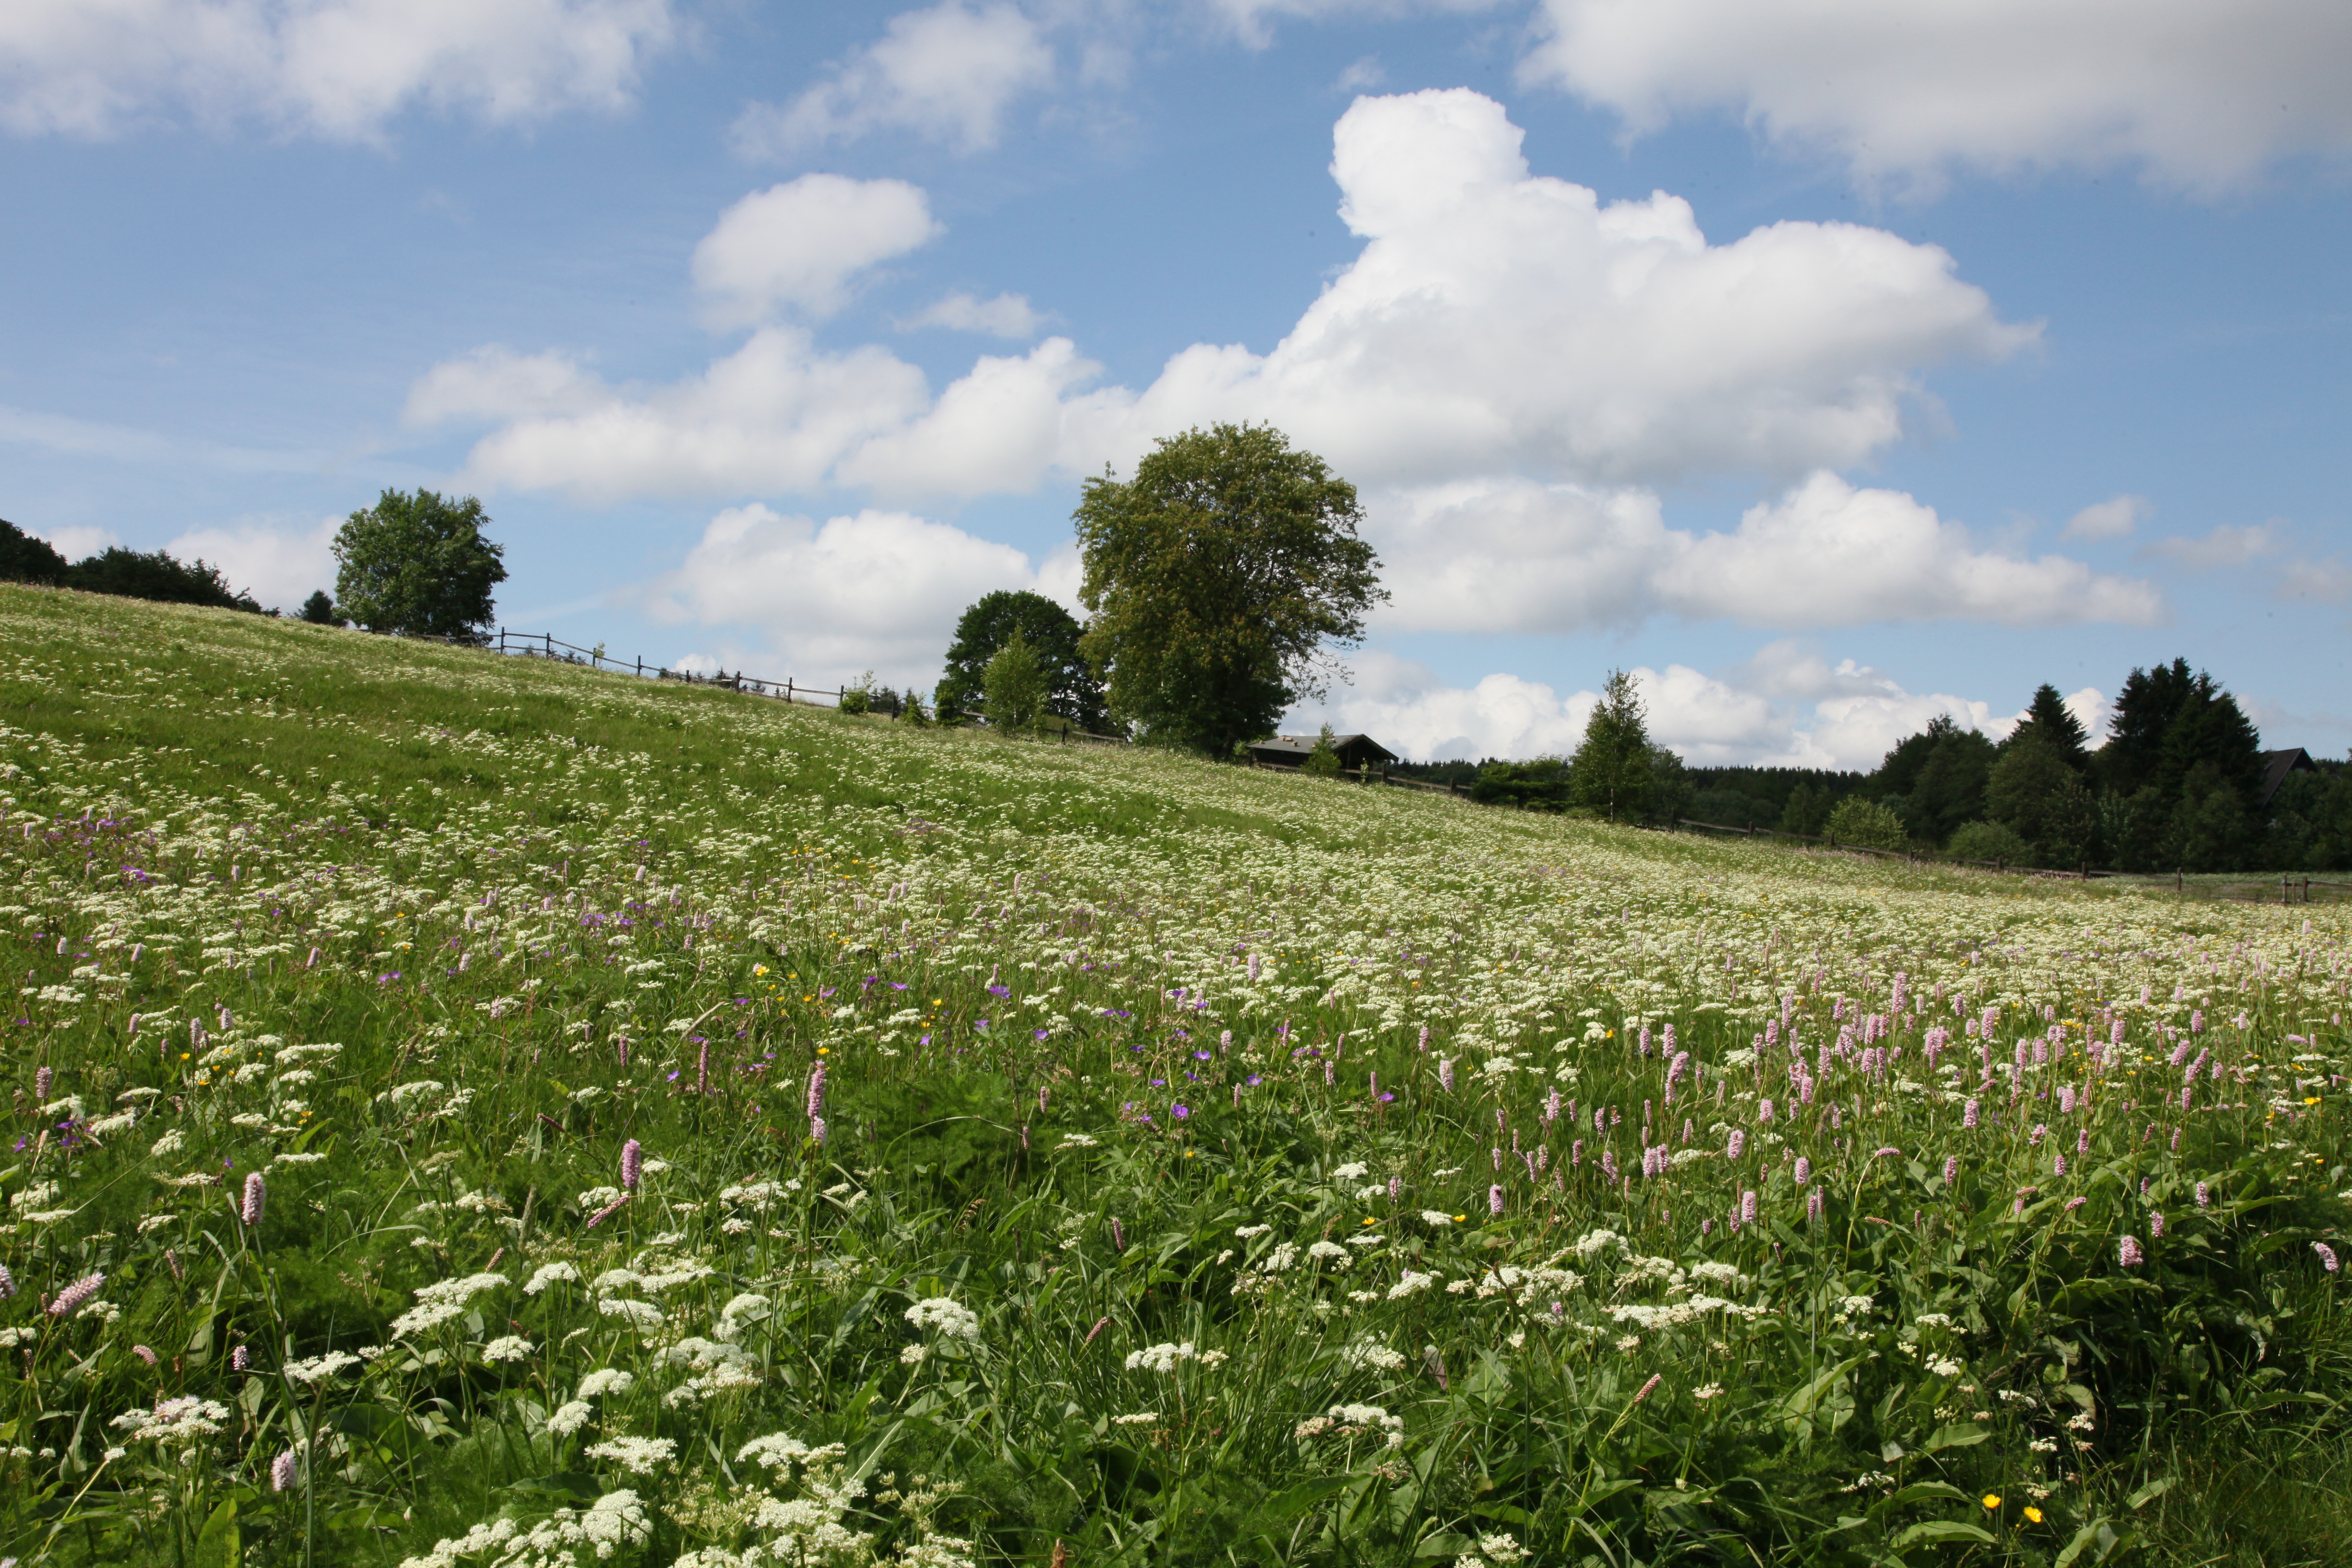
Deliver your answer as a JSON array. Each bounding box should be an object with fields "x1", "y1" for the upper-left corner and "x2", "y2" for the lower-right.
[
  {"x1": 333, "y1": 489, "x2": 508, "y2": 642},
  {"x1": 0, "y1": 518, "x2": 68, "y2": 585},
  {"x1": 981, "y1": 629, "x2": 1049, "y2": 734},
  {"x1": 937, "y1": 590, "x2": 1109, "y2": 732},
  {"x1": 1569, "y1": 670, "x2": 1656, "y2": 822},
  {"x1": 1075, "y1": 423, "x2": 1385, "y2": 755}
]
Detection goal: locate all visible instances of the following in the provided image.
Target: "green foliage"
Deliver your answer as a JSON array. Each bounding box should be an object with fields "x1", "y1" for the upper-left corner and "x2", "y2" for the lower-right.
[
  {"x1": 1300, "y1": 723, "x2": 1343, "y2": 778},
  {"x1": 1987, "y1": 738, "x2": 2101, "y2": 867},
  {"x1": 981, "y1": 630, "x2": 1048, "y2": 734},
  {"x1": 1471, "y1": 756, "x2": 1568, "y2": 810},
  {"x1": 1779, "y1": 779, "x2": 1834, "y2": 836},
  {"x1": 938, "y1": 590, "x2": 1109, "y2": 734},
  {"x1": 2004, "y1": 682, "x2": 2092, "y2": 771},
  {"x1": 332, "y1": 487, "x2": 508, "y2": 642},
  {"x1": 1872, "y1": 716, "x2": 1996, "y2": 844},
  {"x1": 68, "y1": 546, "x2": 265, "y2": 612},
  {"x1": 1075, "y1": 423, "x2": 1386, "y2": 755},
  {"x1": 1568, "y1": 669, "x2": 1654, "y2": 822},
  {"x1": 0, "y1": 516, "x2": 70, "y2": 585},
  {"x1": 839, "y1": 669, "x2": 876, "y2": 715},
  {"x1": 1945, "y1": 819, "x2": 2032, "y2": 864},
  {"x1": 298, "y1": 588, "x2": 339, "y2": 625},
  {"x1": 1825, "y1": 793, "x2": 1909, "y2": 850},
  {"x1": 0, "y1": 584, "x2": 2344, "y2": 1568}
]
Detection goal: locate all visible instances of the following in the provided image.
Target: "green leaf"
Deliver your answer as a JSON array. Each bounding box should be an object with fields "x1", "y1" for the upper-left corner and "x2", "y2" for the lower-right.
[
  {"x1": 1921, "y1": 1423, "x2": 1991, "y2": 1454},
  {"x1": 1891, "y1": 1519, "x2": 1996, "y2": 1547},
  {"x1": 2125, "y1": 1477, "x2": 2173, "y2": 1511},
  {"x1": 2053, "y1": 1518, "x2": 2111, "y2": 1568}
]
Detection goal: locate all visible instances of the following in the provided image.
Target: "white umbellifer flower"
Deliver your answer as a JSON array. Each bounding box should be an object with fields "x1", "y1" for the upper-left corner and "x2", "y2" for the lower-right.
[
  {"x1": 1306, "y1": 1240, "x2": 1351, "y2": 1269},
  {"x1": 1259, "y1": 1242, "x2": 1301, "y2": 1274},
  {"x1": 738, "y1": 1432, "x2": 840, "y2": 1470},
  {"x1": 1331, "y1": 1162, "x2": 1369, "y2": 1181},
  {"x1": 900, "y1": 1344, "x2": 930, "y2": 1365},
  {"x1": 1057, "y1": 1133, "x2": 1099, "y2": 1149},
  {"x1": 1111, "y1": 1412, "x2": 1159, "y2": 1425},
  {"x1": 904, "y1": 1297, "x2": 980, "y2": 1341},
  {"x1": 482, "y1": 1336, "x2": 534, "y2": 1364},
  {"x1": 1694, "y1": 1383, "x2": 1723, "y2": 1400},
  {"x1": 148, "y1": 1130, "x2": 186, "y2": 1157},
  {"x1": 1927, "y1": 1356, "x2": 1964, "y2": 1378},
  {"x1": 523, "y1": 1262, "x2": 580, "y2": 1295},
  {"x1": 1125, "y1": 1341, "x2": 1196, "y2": 1373},
  {"x1": 390, "y1": 1273, "x2": 508, "y2": 1338},
  {"x1": 1419, "y1": 1210, "x2": 1453, "y2": 1226},
  {"x1": 284, "y1": 1351, "x2": 362, "y2": 1385},
  {"x1": 546, "y1": 1400, "x2": 594, "y2": 1436},
  {"x1": 597, "y1": 1298, "x2": 664, "y2": 1328},
  {"x1": 112, "y1": 1397, "x2": 231, "y2": 1444},
  {"x1": 579, "y1": 1368, "x2": 635, "y2": 1398},
  {"x1": 584, "y1": 1434, "x2": 675, "y2": 1475},
  {"x1": 1234, "y1": 1223, "x2": 1272, "y2": 1238},
  {"x1": 1570, "y1": 1228, "x2": 1623, "y2": 1259},
  {"x1": 1388, "y1": 1271, "x2": 1436, "y2": 1299},
  {"x1": 1343, "y1": 1338, "x2": 1407, "y2": 1372}
]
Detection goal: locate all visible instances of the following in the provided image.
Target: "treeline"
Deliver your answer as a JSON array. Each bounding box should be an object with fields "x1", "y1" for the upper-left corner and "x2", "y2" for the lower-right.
[
  {"x1": 1673, "y1": 663, "x2": 2346, "y2": 873},
  {"x1": 1, "y1": 516, "x2": 265, "y2": 613}
]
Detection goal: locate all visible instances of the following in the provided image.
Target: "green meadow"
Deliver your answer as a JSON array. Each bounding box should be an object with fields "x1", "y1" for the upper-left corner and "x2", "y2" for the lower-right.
[{"x1": 0, "y1": 583, "x2": 2346, "y2": 1567}]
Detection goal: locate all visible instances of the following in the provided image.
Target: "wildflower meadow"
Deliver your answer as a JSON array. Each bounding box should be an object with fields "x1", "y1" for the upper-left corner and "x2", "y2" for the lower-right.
[{"x1": 0, "y1": 584, "x2": 2345, "y2": 1567}]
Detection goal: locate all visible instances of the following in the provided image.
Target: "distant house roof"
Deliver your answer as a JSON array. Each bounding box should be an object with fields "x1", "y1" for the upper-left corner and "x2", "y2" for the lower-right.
[
  {"x1": 1248, "y1": 732, "x2": 1399, "y2": 769},
  {"x1": 2259, "y1": 747, "x2": 2318, "y2": 808}
]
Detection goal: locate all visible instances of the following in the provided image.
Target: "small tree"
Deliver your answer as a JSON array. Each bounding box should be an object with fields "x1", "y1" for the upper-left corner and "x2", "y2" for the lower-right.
[
  {"x1": 939, "y1": 590, "x2": 1111, "y2": 734},
  {"x1": 299, "y1": 589, "x2": 339, "y2": 625},
  {"x1": 1569, "y1": 670, "x2": 1654, "y2": 822},
  {"x1": 333, "y1": 489, "x2": 507, "y2": 642},
  {"x1": 1825, "y1": 796, "x2": 1908, "y2": 852},
  {"x1": 1302, "y1": 725, "x2": 1343, "y2": 778},
  {"x1": 983, "y1": 630, "x2": 1048, "y2": 734}
]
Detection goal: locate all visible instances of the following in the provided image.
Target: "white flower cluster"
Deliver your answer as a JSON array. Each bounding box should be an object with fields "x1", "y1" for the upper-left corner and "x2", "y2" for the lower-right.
[
  {"x1": 111, "y1": 1397, "x2": 230, "y2": 1444},
  {"x1": 904, "y1": 1297, "x2": 980, "y2": 1342},
  {"x1": 391, "y1": 1272, "x2": 508, "y2": 1338},
  {"x1": 397, "y1": 1488, "x2": 649, "y2": 1568}
]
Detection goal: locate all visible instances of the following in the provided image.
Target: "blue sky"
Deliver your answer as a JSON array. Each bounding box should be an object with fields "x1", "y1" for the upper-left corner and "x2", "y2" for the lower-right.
[{"x1": 3, "y1": 0, "x2": 2347, "y2": 767}]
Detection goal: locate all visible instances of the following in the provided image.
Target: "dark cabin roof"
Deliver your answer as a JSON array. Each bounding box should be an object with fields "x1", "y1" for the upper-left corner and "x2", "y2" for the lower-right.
[
  {"x1": 2259, "y1": 747, "x2": 2318, "y2": 808},
  {"x1": 1248, "y1": 733, "x2": 1399, "y2": 766}
]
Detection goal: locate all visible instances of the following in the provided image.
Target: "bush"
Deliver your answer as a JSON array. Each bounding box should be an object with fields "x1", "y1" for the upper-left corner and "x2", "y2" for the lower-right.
[
  {"x1": 299, "y1": 589, "x2": 340, "y2": 626},
  {"x1": 1825, "y1": 794, "x2": 1908, "y2": 851},
  {"x1": 1946, "y1": 820, "x2": 2032, "y2": 865},
  {"x1": 838, "y1": 671, "x2": 874, "y2": 715}
]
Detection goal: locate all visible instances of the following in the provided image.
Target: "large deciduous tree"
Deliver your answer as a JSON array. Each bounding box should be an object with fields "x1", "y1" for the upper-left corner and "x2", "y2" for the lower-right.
[
  {"x1": 1074, "y1": 424, "x2": 1385, "y2": 755},
  {"x1": 937, "y1": 589, "x2": 1109, "y2": 732},
  {"x1": 333, "y1": 489, "x2": 508, "y2": 643}
]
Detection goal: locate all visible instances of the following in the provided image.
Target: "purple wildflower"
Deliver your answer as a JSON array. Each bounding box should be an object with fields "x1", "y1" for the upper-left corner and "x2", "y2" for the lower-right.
[
  {"x1": 807, "y1": 1064, "x2": 826, "y2": 1122},
  {"x1": 620, "y1": 1139, "x2": 642, "y2": 1191},
  {"x1": 49, "y1": 1272, "x2": 104, "y2": 1317},
  {"x1": 1943, "y1": 1155, "x2": 1959, "y2": 1186},
  {"x1": 1439, "y1": 1058, "x2": 1455, "y2": 1093},
  {"x1": 1806, "y1": 1187, "x2": 1823, "y2": 1223},
  {"x1": 132, "y1": 1343, "x2": 159, "y2": 1366},
  {"x1": 1727, "y1": 1129, "x2": 1745, "y2": 1160},
  {"x1": 272, "y1": 1449, "x2": 299, "y2": 1492},
  {"x1": 810, "y1": 1115, "x2": 828, "y2": 1146},
  {"x1": 233, "y1": 1344, "x2": 250, "y2": 1370},
  {"x1": 242, "y1": 1171, "x2": 266, "y2": 1226},
  {"x1": 2195, "y1": 1182, "x2": 2210, "y2": 1208},
  {"x1": 1794, "y1": 1156, "x2": 1810, "y2": 1185},
  {"x1": 1963, "y1": 1098, "x2": 1980, "y2": 1130},
  {"x1": 1489, "y1": 1184, "x2": 1504, "y2": 1216},
  {"x1": 35, "y1": 1066, "x2": 52, "y2": 1099},
  {"x1": 2149, "y1": 1211, "x2": 2164, "y2": 1238},
  {"x1": 2118, "y1": 1235, "x2": 2144, "y2": 1267},
  {"x1": 2316, "y1": 1242, "x2": 2341, "y2": 1273}
]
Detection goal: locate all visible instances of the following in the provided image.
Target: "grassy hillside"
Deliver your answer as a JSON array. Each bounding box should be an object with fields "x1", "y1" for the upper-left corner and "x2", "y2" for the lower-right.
[{"x1": 0, "y1": 582, "x2": 2346, "y2": 1568}]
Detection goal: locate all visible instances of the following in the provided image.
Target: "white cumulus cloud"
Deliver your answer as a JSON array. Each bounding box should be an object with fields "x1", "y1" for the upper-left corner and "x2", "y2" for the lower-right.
[
  {"x1": 896, "y1": 290, "x2": 1047, "y2": 338},
  {"x1": 1520, "y1": 0, "x2": 2352, "y2": 194},
  {"x1": 432, "y1": 89, "x2": 2029, "y2": 504},
  {"x1": 2146, "y1": 522, "x2": 2281, "y2": 569},
  {"x1": 1292, "y1": 643, "x2": 2089, "y2": 770},
  {"x1": 642, "y1": 503, "x2": 1077, "y2": 683},
  {"x1": 2061, "y1": 493, "x2": 2148, "y2": 542},
  {"x1": 731, "y1": 2, "x2": 1053, "y2": 158},
  {"x1": 0, "y1": 0, "x2": 676, "y2": 142},
  {"x1": 162, "y1": 518, "x2": 339, "y2": 612},
  {"x1": 1370, "y1": 471, "x2": 2160, "y2": 634},
  {"x1": 692, "y1": 175, "x2": 943, "y2": 326}
]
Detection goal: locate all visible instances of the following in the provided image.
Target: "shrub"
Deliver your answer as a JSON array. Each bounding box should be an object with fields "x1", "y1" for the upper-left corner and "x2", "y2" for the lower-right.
[
  {"x1": 983, "y1": 632, "x2": 1048, "y2": 733},
  {"x1": 1825, "y1": 794, "x2": 1908, "y2": 851},
  {"x1": 838, "y1": 671, "x2": 874, "y2": 715},
  {"x1": 1945, "y1": 819, "x2": 2032, "y2": 865}
]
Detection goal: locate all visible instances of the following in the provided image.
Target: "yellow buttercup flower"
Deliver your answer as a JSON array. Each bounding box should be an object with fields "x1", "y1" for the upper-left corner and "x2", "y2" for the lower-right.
[
  {"x1": 1982, "y1": 1494, "x2": 2001, "y2": 1510},
  {"x1": 2023, "y1": 1506, "x2": 2044, "y2": 1524}
]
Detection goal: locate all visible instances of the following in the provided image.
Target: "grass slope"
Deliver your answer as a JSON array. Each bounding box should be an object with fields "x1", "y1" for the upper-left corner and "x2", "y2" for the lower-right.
[{"x1": 0, "y1": 583, "x2": 2347, "y2": 1568}]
